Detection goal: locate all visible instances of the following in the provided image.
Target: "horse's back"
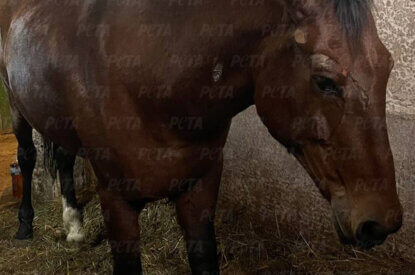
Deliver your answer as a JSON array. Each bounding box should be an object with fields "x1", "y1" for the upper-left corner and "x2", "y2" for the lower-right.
[{"x1": 1, "y1": 0, "x2": 251, "y2": 158}]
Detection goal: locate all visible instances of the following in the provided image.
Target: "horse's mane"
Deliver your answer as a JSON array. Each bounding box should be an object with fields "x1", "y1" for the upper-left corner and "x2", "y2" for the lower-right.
[{"x1": 332, "y1": 0, "x2": 373, "y2": 41}]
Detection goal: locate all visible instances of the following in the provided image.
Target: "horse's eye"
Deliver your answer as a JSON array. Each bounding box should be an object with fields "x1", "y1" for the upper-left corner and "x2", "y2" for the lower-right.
[{"x1": 312, "y1": 75, "x2": 343, "y2": 97}]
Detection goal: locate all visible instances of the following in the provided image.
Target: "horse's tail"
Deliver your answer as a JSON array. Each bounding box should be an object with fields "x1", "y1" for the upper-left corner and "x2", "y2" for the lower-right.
[{"x1": 43, "y1": 138, "x2": 58, "y2": 179}]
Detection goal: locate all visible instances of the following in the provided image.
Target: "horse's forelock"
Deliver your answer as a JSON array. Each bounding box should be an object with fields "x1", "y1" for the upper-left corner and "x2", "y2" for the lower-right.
[{"x1": 331, "y1": 0, "x2": 373, "y2": 50}]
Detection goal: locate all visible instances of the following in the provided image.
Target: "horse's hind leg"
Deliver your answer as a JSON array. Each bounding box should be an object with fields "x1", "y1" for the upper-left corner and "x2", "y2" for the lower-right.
[
  {"x1": 11, "y1": 110, "x2": 36, "y2": 240},
  {"x1": 56, "y1": 147, "x2": 84, "y2": 242}
]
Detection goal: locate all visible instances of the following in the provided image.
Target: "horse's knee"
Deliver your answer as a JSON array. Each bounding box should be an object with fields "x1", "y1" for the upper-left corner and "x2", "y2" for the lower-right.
[
  {"x1": 185, "y1": 232, "x2": 219, "y2": 274},
  {"x1": 175, "y1": 198, "x2": 219, "y2": 274},
  {"x1": 177, "y1": 217, "x2": 218, "y2": 273},
  {"x1": 17, "y1": 143, "x2": 36, "y2": 175},
  {"x1": 62, "y1": 198, "x2": 84, "y2": 242},
  {"x1": 98, "y1": 190, "x2": 143, "y2": 273}
]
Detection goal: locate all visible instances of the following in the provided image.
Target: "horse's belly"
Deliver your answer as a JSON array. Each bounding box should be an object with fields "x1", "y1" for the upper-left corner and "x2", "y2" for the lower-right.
[{"x1": 94, "y1": 140, "x2": 224, "y2": 201}]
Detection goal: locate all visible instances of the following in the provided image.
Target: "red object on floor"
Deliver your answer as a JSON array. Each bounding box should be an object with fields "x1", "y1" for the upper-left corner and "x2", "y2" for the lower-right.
[{"x1": 10, "y1": 163, "x2": 23, "y2": 199}]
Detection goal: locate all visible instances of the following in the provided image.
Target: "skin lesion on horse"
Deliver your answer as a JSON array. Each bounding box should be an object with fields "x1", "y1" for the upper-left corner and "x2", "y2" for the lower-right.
[{"x1": 0, "y1": 0, "x2": 402, "y2": 274}]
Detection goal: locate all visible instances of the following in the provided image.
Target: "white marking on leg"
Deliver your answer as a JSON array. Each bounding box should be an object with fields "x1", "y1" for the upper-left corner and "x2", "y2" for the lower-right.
[{"x1": 62, "y1": 198, "x2": 84, "y2": 242}]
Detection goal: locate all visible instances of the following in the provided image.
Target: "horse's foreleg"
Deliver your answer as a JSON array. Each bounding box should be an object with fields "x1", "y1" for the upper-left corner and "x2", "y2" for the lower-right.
[
  {"x1": 175, "y1": 160, "x2": 223, "y2": 275},
  {"x1": 56, "y1": 147, "x2": 84, "y2": 242},
  {"x1": 12, "y1": 113, "x2": 36, "y2": 240},
  {"x1": 99, "y1": 188, "x2": 144, "y2": 275}
]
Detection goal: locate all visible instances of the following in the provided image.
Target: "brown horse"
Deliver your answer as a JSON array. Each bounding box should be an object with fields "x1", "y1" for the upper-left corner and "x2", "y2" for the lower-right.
[{"x1": 0, "y1": 0, "x2": 403, "y2": 273}]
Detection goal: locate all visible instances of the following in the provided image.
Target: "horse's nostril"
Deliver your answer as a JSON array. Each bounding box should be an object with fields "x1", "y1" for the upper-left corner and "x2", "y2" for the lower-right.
[{"x1": 356, "y1": 221, "x2": 387, "y2": 248}]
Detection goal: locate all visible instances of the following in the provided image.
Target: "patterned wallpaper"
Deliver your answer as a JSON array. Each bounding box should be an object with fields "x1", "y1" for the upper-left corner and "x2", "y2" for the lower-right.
[{"x1": 374, "y1": 0, "x2": 415, "y2": 115}]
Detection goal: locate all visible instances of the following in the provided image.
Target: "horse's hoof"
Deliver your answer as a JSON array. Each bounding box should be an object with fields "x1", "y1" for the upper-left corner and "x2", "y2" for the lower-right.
[
  {"x1": 66, "y1": 231, "x2": 85, "y2": 243},
  {"x1": 15, "y1": 229, "x2": 33, "y2": 240}
]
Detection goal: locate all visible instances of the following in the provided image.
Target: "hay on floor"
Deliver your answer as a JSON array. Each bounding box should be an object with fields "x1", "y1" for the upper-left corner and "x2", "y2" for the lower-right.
[{"x1": 0, "y1": 196, "x2": 413, "y2": 274}]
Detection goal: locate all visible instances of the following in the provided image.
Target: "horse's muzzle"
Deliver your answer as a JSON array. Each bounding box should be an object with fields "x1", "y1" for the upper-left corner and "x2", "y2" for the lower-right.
[
  {"x1": 355, "y1": 218, "x2": 402, "y2": 249},
  {"x1": 334, "y1": 204, "x2": 402, "y2": 249},
  {"x1": 334, "y1": 212, "x2": 403, "y2": 249}
]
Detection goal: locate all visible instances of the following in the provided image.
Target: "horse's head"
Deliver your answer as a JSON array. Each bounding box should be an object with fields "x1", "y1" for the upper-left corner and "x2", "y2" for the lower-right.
[{"x1": 254, "y1": 0, "x2": 402, "y2": 248}]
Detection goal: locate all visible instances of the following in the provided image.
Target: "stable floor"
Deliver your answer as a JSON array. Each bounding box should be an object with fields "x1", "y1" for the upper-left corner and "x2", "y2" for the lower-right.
[{"x1": 0, "y1": 127, "x2": 415, "y2": 273}]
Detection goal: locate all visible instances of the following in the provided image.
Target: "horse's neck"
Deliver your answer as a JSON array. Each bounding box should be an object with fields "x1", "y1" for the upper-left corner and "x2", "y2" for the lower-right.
[{"x1": 211, "y1": 1, "x2": 291, "y2": 117}]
